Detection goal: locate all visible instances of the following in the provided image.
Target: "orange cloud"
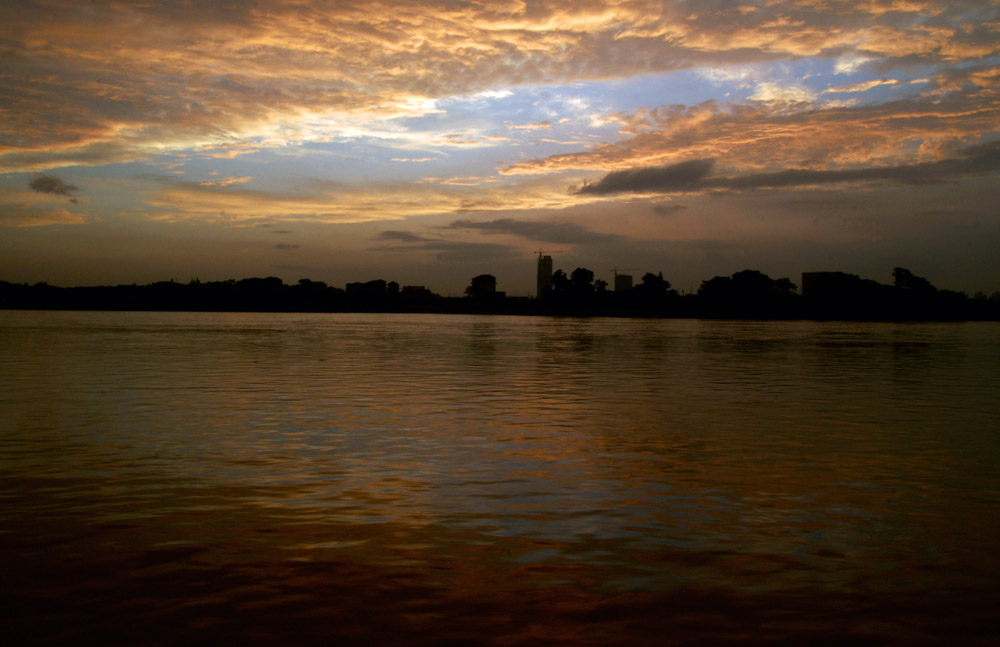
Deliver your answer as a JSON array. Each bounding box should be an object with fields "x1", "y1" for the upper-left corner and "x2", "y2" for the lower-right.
[
  {"x1": 0, "y1": 190, "x2": 88, "y2": 227},
  {"x1": 509, "y1": 121, "x2": 554, "y2": 131},
  {"x1": 141, "y1": 175, "x2": 600, "y2": 224},
  {"x1": 0, "y1": 207, "x2": 87, "y2": 227},
  {"x1": 198, "y1": 176, "x2": 253, "y2": 187},
  {"x1": 501, "y1": 77, "x2": 1000, "y2": 176},
  {"x1": 2, "y1": 0, "x2": 996, "y2": 172}
]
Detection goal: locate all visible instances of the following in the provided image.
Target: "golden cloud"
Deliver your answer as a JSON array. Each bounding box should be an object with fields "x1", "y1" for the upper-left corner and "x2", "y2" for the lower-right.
[
  {"x1": 142, "y1": 176, "x2": 603, "y2": 224},
  {"x1": 2, "y1": 0, "x2": 997, "y2": 172},
  {"x1": 0, "y1": 207, "x2": 87, "y2": 227},
  {"x1": 0, "y1": 190, "x2": 88, "y2": 227},
  {"x1": 501, "y1": 76, "x2": 1000, "y2": 176},
  {"x1": 508, "y1": 121, "x2": 554, "y2": 131},
  {"x1": 198, "y1": 176, "x2": 253, "y2": 187}
]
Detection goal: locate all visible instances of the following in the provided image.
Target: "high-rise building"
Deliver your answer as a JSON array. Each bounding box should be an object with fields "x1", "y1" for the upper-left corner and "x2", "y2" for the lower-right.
[
  {"x1": 536, "y1": 255, "x2": 553, "y2": 297},
  {"x1": 614, "y1": 273, "x2": 633, "y2": 292}
]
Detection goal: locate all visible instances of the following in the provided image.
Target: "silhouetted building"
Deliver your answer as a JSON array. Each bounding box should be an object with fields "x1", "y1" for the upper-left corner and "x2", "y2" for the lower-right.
[
  {"x1": 537, "y1": 255, "x2": 553, "y2": 297},
  {"x1": 466, "y1": 274, "x2": 497, "y2": 298},
  {"x1": 386, "y1": 281, "x2": 400, "y2": 296},
  {"x1": 346, "y1": 279, "x2": 387, "y2": 297},
  {"x1": 614, "y1": 273, "x2": 633, "y2": 292}
]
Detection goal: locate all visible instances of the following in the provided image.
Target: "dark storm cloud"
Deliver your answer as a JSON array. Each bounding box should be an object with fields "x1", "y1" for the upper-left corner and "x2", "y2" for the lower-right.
[
  {"x1": 651, "y1": 203, "x2": 687, "y2": 216},
  {"x1": 29, "y1": 174, "x2": 79, "y2": 196},
  {"x1": 445, "y1": 218, "x2": 622, "y2": 244},
  {"x1": 370, "y1": 230, "x2": 518, "y2": 263},
  {"x1": 575, "y1": 142, "x2": 1000, "y2": 195},
  {"x1": 576, "y1": 159, "x2": 714, "y2": 195},
  {"x1": 376, "y1": 230, "x2": 429, "y2": 243}
]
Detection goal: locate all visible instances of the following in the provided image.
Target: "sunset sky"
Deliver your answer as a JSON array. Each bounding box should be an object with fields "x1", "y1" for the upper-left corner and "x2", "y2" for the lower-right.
[{"x1": 2, "y1": 0, "x2": 998, "y2": 295}]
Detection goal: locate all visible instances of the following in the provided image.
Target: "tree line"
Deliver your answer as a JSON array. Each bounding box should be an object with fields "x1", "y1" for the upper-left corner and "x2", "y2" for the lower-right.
[{"x1": 2, "y1": 267, "x2": 998, "y2": 320}]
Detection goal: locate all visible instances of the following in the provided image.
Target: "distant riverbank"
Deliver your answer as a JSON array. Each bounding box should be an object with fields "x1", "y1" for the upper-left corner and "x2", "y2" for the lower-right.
[{"x1": 3, "y1": 274, "x2": 998, "y2": 321}]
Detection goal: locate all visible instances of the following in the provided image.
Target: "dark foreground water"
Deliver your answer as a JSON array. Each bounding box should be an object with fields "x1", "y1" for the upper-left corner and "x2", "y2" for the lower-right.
[{"x1": 1, "y1": 311, "x2": 998, "y2": 646}]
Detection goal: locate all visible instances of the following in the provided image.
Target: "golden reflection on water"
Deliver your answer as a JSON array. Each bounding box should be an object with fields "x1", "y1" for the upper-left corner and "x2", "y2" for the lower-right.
[{"x1": 1, "y1": 312, "x2": 999, "y2": 645}]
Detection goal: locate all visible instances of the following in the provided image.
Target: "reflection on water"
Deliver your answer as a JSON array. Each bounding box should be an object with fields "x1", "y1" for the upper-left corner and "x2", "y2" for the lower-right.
[{"x1": 1, "y1": 312, "x2": 998, "y2": 645}]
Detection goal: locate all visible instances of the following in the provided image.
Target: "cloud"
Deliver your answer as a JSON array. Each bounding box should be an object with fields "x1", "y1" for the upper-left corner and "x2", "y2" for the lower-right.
[
  {"x1": 439, "y1": 176, "x2": 502, "y2": 186},
  {"x1": 196, "y1": 144, "x2": 262, "y2": 159},
  {"x1": 573, "y1": 141, "x2": 1000, "y2": 195},
  {"x1": 1, "y1": 141, "x2": 153, "y2": 174},
  {"x1": 0, "y1": 186, "x2": 89, "y2": 227},
  {"x1": 926, "y1": 64, "x2": 1000, "y2": 94},
  {"x1": 445, "y1": 218, "x2": 622, "y2": 244},
  {"x1": 370, "y1": 230, "x2": 519, "y2": 263},
  {"x1": 577, "y1": 160, "x2": 715, "y2": 194},
  {"x1": 0, "y1": 205, "x2": 87, "y2": 227},
  {"x1": 275, "y1": 242, "x2": 300, "y2": 250},
  {"x1": 750, "y1": 82, "x2": 816, "y2": 104},
  {"x1": 143, "y1": 174, "x2": 594, "y2": 224},
  {"x1": 28, "y1": 174, "x2": 79, "y2": 196},
  {"x1": 509, "y1": 121, "x2": 553, "y2": 131},
  {"x1": 3, "y1": 0, "x2": 997, "y2": 172},
  {"x1": 651, "y1": 202, "x2": 687, "y2": 216},
  {"x1": 376, "y1": 230, "x2": 426, "y2": 242},
  {"x1": 198, "y1": 176, "x2": 252, "y2": 186},
  {"x1": 822, "y1": 79, "x2": 930, "y2": 94},
  {"x1": 834, "y1": 53, "x2": 876, "y2": 75},
  {"x1": 503, "y1": 79, "x2": 1000, "y2": 176}
]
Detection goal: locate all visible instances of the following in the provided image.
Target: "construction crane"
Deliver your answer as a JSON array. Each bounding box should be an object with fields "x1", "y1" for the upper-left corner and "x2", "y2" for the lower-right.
[{"x1": 535, "y1": 249, "x2": 567, "y2": 259}]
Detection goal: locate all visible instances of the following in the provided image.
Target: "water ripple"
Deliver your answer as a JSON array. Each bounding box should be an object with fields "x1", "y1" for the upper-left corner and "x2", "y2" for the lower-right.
[{"x1": 2, "y1": 312, "x2": 998, "y2": 645}]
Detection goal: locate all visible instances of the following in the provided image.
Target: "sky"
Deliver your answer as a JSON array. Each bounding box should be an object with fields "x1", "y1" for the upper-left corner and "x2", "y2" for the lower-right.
[{"x1": 1, "y1": 0, "x2": 998, "y2": 296}]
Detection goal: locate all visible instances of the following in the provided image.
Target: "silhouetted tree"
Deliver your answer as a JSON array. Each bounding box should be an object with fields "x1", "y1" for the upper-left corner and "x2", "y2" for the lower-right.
[
  {"x1": 698, "y1": 269, "x2": 798, "y2": 317},
  {"x1": 890, "y1": 267, "x2": 971, "y2": 319},
  {"x1": 237, "y1": 276, "x2": 284, "y2": 290},
  {"x1": 893, "y1": 267, "x2": 935, "y2": 293},
  {"x1": 637, "y1": 272, "x2": 672, "y2": 296},
  {"x1": 697, "y1": 275, "x2": 734, "y2": 300},
  {"x1": 773, "y1": 277, "x2": 797, "y2": 297},
  {"x1": 551, "y1": 269, "x2": 570, "y2": 296},
  {"x1": 570, "y1": 267, "x2": 595, "y2": 294},
  {"x1": 295, "y1": 278, "x2": 327, "y2": 289}
]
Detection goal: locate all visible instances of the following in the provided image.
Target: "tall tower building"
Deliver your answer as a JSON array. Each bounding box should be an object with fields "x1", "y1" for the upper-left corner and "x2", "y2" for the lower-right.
[{"x1": 536, "y1": 255, "x2": 553, "y2": 297}]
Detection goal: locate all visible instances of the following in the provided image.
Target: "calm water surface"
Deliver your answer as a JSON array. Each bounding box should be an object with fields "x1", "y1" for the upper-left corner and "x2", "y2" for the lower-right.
[{"x1": 1, "y1": 311, "x2": 998, "y2": 645}]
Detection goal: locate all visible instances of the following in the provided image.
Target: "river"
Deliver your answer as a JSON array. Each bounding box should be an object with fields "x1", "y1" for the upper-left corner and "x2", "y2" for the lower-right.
[{"x1": 1, "y1": 311, "x2": 998, "y2": 645}]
